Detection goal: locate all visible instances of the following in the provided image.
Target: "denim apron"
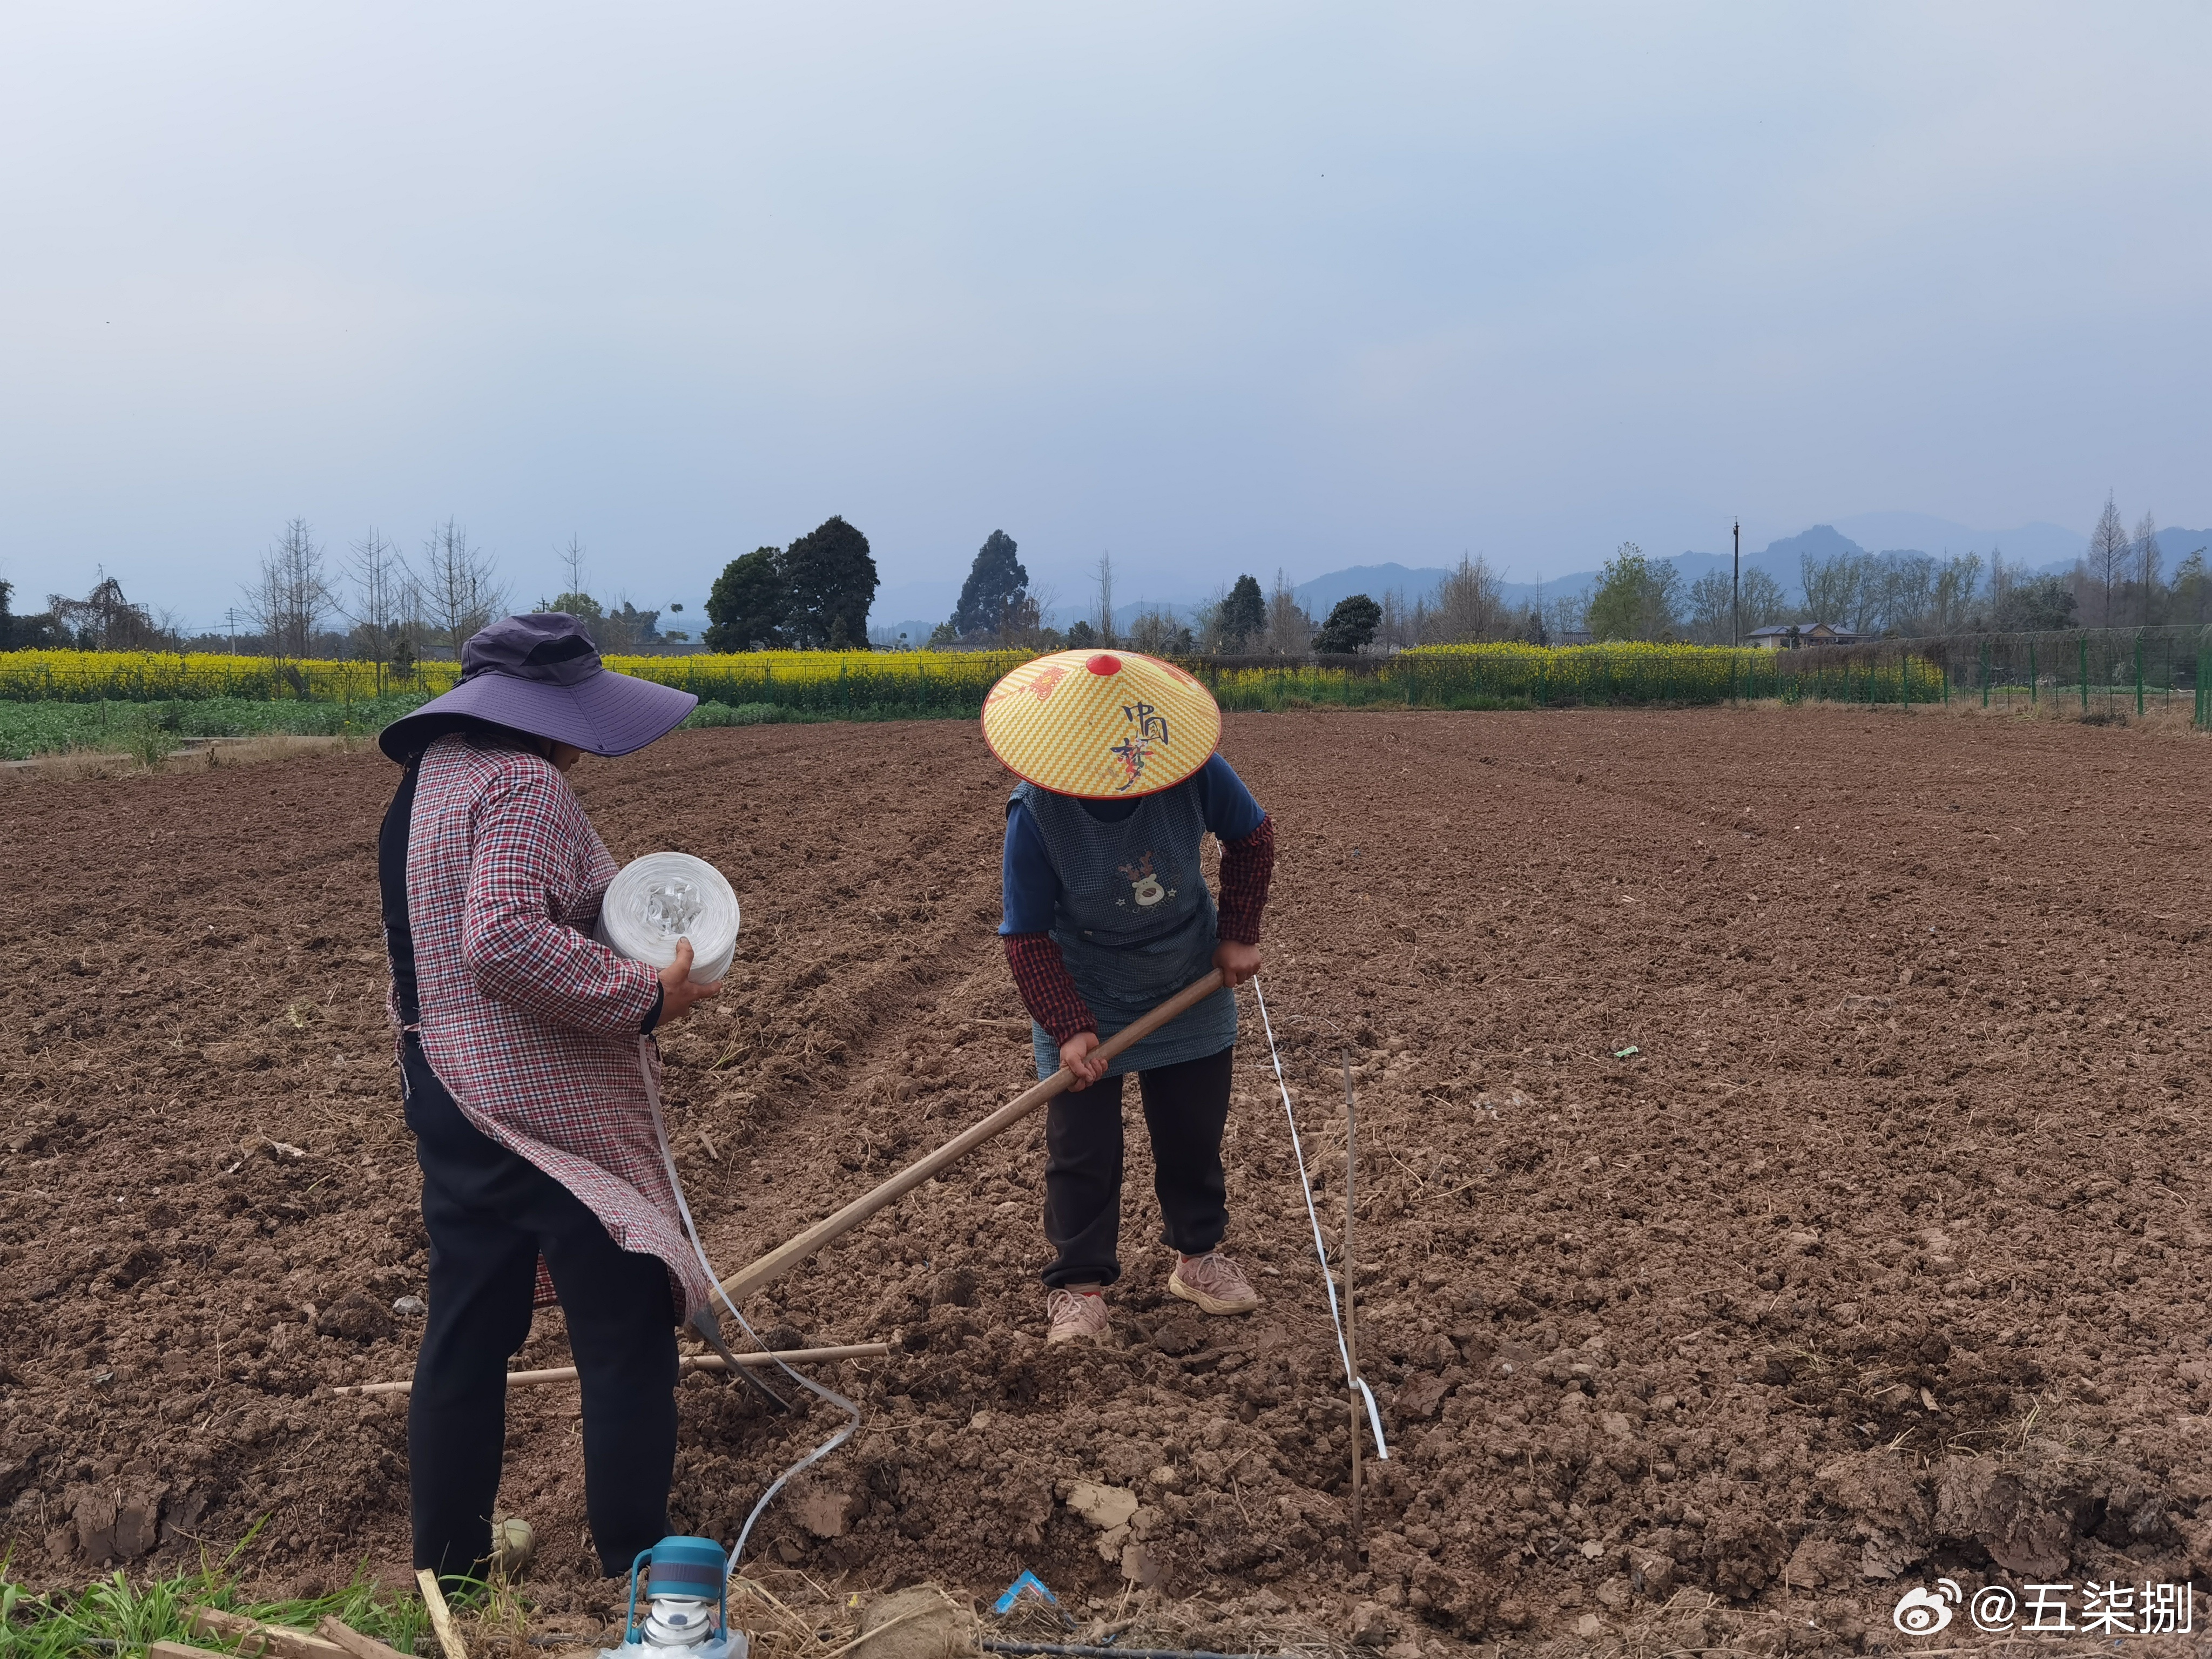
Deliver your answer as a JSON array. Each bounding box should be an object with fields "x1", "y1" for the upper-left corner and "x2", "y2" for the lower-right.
[{"x1": 1014, "y1": 778, "x2": 1239, "y2": 1080}]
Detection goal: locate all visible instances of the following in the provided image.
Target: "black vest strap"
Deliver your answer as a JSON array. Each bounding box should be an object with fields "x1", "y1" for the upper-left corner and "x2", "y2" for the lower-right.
[{"x1": 379, "y1": 759, "x2": 425, "y2": 1029}]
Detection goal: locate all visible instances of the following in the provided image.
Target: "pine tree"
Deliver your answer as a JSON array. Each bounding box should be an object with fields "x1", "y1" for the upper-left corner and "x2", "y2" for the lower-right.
[
  {"x1": 1216, "y1": 575, "x2": 1265, "y2": 650},
  {"x1": 2086, "y1": 493, "x2": 2129, "y2": 626},
  {"x1": 950, "y1": 530, "x2": 1028, "y2": 639}
]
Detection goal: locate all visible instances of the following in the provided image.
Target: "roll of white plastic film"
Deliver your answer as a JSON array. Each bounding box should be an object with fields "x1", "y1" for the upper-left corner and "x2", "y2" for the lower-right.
[{"x1": 595, "y1": 852, "x2": 740, "y2": 984}]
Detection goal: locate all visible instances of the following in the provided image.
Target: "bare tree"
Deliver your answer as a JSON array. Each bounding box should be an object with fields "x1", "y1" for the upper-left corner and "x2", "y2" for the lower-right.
[
  {"x1": 1376, "y1": 588, "x2": 1421, "y2": 651},
  {"x1": 1428, "y1": 554, "x2": 1507, "y2": 643},
  {"x1": 1193, "y1": 582, "x2": 1233, "y2": 653},
  {"x1": 409, "y1": 519, "x2": 508, "y2": 656},
  {"x1": 558, "y1": 534, "x2": 588, "y2": 607},
  {"x1": 998, "y1": 580, "x2": 1061, "y2": 649},
  {"x1": 1800, "y1": 550, "x2": 1873, "y2": 632},
  {"x1": 2086, "y1": 493, "x2": 2129, "y2": 627},
  {"x1": 51, "y1": 570, "x2": 170, "y2": 650},
  {"x1": 1259, "y1": 568, "x2": 1314, "y2": 655},
  {"x1": 242, "y1": 519, "x2": 338, "y2": 665},
  {"x1": 1927, "y1": 553, "x2": 1982, "y2": 634},
  {"x1": 1094, "y1": 552, "x2": 1116, "y2": 645},
  {"x1": 343, "y1": 528, "x2": 412, "y2": 687},
  {"x1": 1686, "y1": 570, "x2": 1735, "y2": 644},
  {"x1": 396, "y1": 570, "x2": 430, "y2": 677},
  {"x1": 2134, "y1": 512, "x2": 2162, "y2": 627},
  {"x1": 1542, "y1": 586, "x2": 1589, "y2": 641},
  {"x1": 1127, "y1": 604, "x2": 1194, "y2": 655},
  {"x1": 1985, "y1": 549, "x2": 2014, "y2": 620},
  {"x1": 1739, "y1": 569, "x2": 1788, "y2": 632}
]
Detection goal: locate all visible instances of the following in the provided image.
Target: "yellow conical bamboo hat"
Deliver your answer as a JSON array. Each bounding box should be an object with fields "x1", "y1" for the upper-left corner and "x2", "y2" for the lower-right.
[{"x1": 982, "y1": 649, "x2": 1222, "y2": 799}]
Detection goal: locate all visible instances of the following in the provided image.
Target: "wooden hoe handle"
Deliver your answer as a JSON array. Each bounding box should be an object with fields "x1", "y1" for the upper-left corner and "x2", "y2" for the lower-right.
[{"x1": 716, "y1": 968, "x2": 1227, "y2": 1304}]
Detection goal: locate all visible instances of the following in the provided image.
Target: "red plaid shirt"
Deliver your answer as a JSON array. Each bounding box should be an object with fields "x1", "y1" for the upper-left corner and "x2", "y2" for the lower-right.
[{"x1": 396, "y1": 736, "x2": 713, "y2": 1317}]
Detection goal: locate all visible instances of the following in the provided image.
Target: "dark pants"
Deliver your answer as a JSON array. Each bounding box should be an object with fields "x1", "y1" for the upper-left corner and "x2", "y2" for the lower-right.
[
  {"x1": 403, "y1": 1037, "x2": 679, "y2": 1577},
  {"x1": 1042, "y1": 1044, "x2": 1234, "y2": 1289}
]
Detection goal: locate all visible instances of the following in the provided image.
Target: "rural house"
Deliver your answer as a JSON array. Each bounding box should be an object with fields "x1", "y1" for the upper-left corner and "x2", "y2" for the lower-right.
[{"x1": 1746, "y1": 622, "x2": 1859, "y2": 650}]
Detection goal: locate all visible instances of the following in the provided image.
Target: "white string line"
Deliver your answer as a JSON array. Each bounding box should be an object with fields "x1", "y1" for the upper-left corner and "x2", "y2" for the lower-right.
[
  {"x1": 640, "y1": 1036, "x2": 863, "y2": 1568},
  {"x1": 1249, "y1": 980, "x2": 1388, "y2": 1461}
]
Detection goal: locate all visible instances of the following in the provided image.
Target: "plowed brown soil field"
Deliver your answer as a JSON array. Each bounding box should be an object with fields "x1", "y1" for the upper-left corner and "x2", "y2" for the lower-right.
[{"x1": 4, "y1": 706, "x2": 2208, "y2": 1656}]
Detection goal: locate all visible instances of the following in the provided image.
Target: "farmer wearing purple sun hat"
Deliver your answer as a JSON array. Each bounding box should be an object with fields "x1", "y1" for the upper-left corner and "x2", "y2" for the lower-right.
[{"x1": 377, "y1": 614, "x2": 721, "y2": 1581}]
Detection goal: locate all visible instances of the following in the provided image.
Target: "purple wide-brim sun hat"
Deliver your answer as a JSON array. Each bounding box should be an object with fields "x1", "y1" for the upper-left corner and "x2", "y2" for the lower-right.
[{"x1": 377, "y1": 613, "x2": 698, "y2": 763}]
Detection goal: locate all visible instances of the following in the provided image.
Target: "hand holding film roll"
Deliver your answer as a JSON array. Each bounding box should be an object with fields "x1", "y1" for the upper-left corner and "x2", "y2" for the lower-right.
[{"x1": 595, "y1": 852, "x2": 740, "y2": 984}]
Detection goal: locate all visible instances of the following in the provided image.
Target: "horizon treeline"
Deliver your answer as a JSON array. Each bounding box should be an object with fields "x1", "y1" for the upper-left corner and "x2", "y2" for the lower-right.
[
  {"x1": 1571, "y1": 494, "x2": 2206, "y2": 647},
  {"x1": 0, "y1": 518, "x2": 687, "y2": 666},
  {"x1": 6, "y1": 494, "x2": 2206, "y2": 660}
]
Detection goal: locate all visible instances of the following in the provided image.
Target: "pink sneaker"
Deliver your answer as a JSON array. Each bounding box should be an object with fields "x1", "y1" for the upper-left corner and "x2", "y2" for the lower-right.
[
  {"x1": 1046, "y1": 1288, "x2": 1111, "y2": 1345},
  {"x1": 1169, "y1": 1251, "x2": 1262, "y2": 1316}
]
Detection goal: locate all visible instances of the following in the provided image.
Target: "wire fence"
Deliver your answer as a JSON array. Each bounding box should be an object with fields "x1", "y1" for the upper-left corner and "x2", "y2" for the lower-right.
[
  {"x1": 1203, "y1": 643, "x2": 1943, "y2": 710},
  {"x1": 1770, "y1": 624, "x2": 2212, "y2": 725}
]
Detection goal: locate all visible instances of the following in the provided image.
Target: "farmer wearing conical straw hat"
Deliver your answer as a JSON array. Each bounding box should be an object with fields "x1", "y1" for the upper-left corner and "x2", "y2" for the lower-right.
[{"x1": 984, "y1": 649, "x2": 1276, "y2": 1345}]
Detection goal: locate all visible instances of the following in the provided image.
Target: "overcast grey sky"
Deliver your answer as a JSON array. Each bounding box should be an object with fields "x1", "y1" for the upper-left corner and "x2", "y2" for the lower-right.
[{"x1": 3, "y1": 2, "x2": 2207, "y2": 629}]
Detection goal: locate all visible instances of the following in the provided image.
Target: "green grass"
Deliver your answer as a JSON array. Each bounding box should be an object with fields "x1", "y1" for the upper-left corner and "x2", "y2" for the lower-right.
[
  {"x1": 683, "y1": 700, "x2": 793, "y2": 727},
  {"x1": 0, "y1": 694, "x2": 930, "y2": 760},
  {"x1": 0, "y1": 1556, "x2": 436, "y2": 1659},
  {"x1": 0, "y1": 697, "x2": 435, "y2": 761}
]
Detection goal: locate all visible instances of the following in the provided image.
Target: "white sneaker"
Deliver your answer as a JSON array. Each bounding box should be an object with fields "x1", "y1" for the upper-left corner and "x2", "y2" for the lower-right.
[
  {"x1": 1046, "y1": 1288, "x2": 1111, "y2": 1345},
  {"x1": 1169, "y1": 1251, "x2": 1262, "y2": 1315}
]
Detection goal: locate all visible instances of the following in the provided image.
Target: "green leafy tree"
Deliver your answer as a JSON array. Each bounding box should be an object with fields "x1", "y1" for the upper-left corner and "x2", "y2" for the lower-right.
[
  {"x1": 783, "y1": 516, "x2": 878, "y2": 650},
  {"x1": 1215, "y1": 574, "x2": 1265, "y2": 651},
  {"x1": 0, "y1": 577, "x2": 50, "y2": 650},
  {"x1": 705, "y1": 547, "x2": 790, "y2": 651},
  {"x1": 1584, "y1": 543, "x2": 1682, "y2": 641},
  {"x1": 545, "y1": 590, "x2": 606, "y2": 622},
  {"x1": 2172, "y1": 548, "x2": 2210, "y2": 626},
  {"x1": 598, "y1": 601, "x2": 662, "y2": 649},
  {"x1": 1064, "y1": 618, "x2": 1097, "y2": 650},
  {"x1": 950, "y1": 530, "x2": 1027, "y2": 638},
  {"x1": 1313, "y1": 592, "x2": 1381, "y2": 654}
]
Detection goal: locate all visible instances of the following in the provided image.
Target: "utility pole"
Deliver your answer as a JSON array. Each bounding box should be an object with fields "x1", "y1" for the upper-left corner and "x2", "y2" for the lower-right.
[{"x1": 1732, "y1": 520, "x2": 1741, "y2": 648}]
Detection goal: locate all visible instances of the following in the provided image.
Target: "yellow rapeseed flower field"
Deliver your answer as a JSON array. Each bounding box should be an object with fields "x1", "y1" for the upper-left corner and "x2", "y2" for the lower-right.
[
  {"x1": 0, "y1": 648, "x2": 1035, "y2": 711},
  {"x1": 1209, "y1": 640, "x2": 1946, "y2": 707},
  {"x1": 0, "y1": 640, "x2": 1947, "y2": 713}
]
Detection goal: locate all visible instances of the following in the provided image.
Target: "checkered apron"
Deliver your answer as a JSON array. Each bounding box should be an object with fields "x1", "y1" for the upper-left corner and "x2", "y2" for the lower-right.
[{"x1": 1013, "y1": 778, "x2": 1237, "y2": 1080}]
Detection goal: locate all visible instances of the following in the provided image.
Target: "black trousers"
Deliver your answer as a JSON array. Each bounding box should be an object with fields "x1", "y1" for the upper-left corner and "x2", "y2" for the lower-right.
[
  {"x1": 403, "y1": 1037, "x2": 679, "y2": 1577},
  {"x1": 1041, "y1": 1044, "x2": 1234, "y2": 1290}
]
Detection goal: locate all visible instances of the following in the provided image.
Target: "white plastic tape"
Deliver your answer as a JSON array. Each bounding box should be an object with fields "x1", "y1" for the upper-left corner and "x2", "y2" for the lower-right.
[
  {"x1": 595, "y1": 852, "x2": 740, "y2": 984},
  {"x1": 601, "y1": 851, "x2": 855, "y2": 1564}
]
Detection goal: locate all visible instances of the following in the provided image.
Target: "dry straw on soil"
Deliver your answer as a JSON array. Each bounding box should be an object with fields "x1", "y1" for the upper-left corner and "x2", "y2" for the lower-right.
[{"x1": 2, "y1": 733, "x2": 370, "y2": 781}]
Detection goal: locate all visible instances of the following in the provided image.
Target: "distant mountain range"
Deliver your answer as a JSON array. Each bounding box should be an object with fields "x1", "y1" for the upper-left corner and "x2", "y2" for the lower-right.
[{"x1": 864, "y1": 517, "x2": 2211, "y2": 645}]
